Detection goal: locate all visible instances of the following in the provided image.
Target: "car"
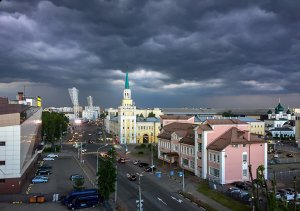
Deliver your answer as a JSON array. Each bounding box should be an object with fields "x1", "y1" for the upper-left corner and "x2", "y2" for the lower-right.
[
  {"x1": 138, "y1": 162, "x2": 149, "y2": 168},
  {"x1": 286, "y1": 153, "x2": 294, "y2": 158},
  {"x1": 118, "y1": 158, "x2": 126, "y2": 163},
  {"x1": 32, "y1": 176, "x2": 49, "y2": 183},
  {"x1": 43, "y1": 157, "x2": 55, "y2": 161},
  {"x1": 126, "y1": 173, "x2": 137, "y2": 181},
  {"x1": 232, "y1": 181, "x2": 249, "y2": 190},
  {"x1": 144, "y1": 165, "x2": 156, "y2": 172},
  {"x1": 36, "y1": 169, "x2": 51, "y2": 176},
  {"x1": 133, "y1": 160, "x2": 139, "y2": 165},
  {"x1": 47, "y1": 154, "x2": 58, "y2": 158},
  {"x1": 63, "y1": 189, "x2": 99, "y2": 206},
  {"x1": 67, "y1": 194, "x2": 103, "y2": 210},
  {"x1": 80, "y1": 149, "x2": 87, "y2": 153},
  {"x1": 70, "y1": 174, "x2": 84, "y2": 181},
  {"x1": 227, "y1": 187, "x2": 241, "y2": 194},
  {"x1": 273, "y1": 154, "x2": 279, "y2": 158},
  {"x1": 39, "y1": 164, "x2": 52, "y2": 170}
]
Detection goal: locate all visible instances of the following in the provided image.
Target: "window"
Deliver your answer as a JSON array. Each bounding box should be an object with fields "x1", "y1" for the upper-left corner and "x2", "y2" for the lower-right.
[
  {"x1": 209, "y1": 153, "x2": 212, "y2": 161},
  {"x1": 232, "y1": 144, "x2": 239, "y2": 148},
  {"x1": 217, "y1": 155, "x2": 220, "y2": 163},
  {"x1": 213, "y1": 154, "x2": 216, "y2": 162},
  {"x1": 190, "y1": 160, "x2": 195, "y2": 169},
  {"x1": 0, "y1": 142, "x2": 5, "y2": 146},
  {"x1": 243, "y1": 169, "x2": 248, "y2": 177},
  {"x1": 243, "y1": 144, "x2": 246, "y2": 147},
  {"x1": 0, "y1": 179, "x2": 5, "y2": 183},
  {"x1": 209, "y1": 167, "x2": 220, "y2": 177},
  {"x1": 0, "y1": 161, "x2": 5, "y2": 165},
  {"x1": 182, "y1": 158, "x2": 188, "y2": 166},
  {"x1": 243, "y1": 154, "x2": 247, "y2": 162},
  {"x1": 198, "y1": 143, "x2": 202, "y2": 152},
  {"x1": 190, "y1": 148, "x2": 193, "y2": 155},
  {"x1": 198, "y1": 134, "x2": 202, "y2": 139}
]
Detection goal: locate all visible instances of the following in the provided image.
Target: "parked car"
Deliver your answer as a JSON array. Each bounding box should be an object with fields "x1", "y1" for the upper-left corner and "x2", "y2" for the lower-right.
[
  {"x1": 36, "y1": 170, "x2": 51, "y2": 176},
  {"x1": 67, "y1": 194, "x2": 103, "y2": 210},
  {"x1": 39, "y1": 164, "x2": 52, "y2": 170},
  {"x1": 227, "y1": 187, "x2": 241, "y2": 194},
  {"x1": 43, "y1": 157, "x2": 55, "y2": 161},
  {"x1": 138, "y1": 162, "x2": 149, "y2": 168},
  {"x1": 286, "y1": 153, "x2": 294, "y2": 158},
  {"x1": 118, "y1": 158, "x2": 126, "y2": 164},
  {"x1": 32, "y1": 176, "x2": 49, "y2": 183},
  {"x1": 144, "y1": 165, "x2": 156, "y2": 172},
  {"x1": 273, "y1": 154, "x2": 279, "y2": 158},
  {"x1": 126, "y1": 173, "x2": 137, "y2": 181},
  {"x1": 70, "y1": 174, "x2": 84, "y2": 181},
  {"x1": 47, "y1": 154, "x2": 58, "y2": 158},
  {"x1": 62, "y1": 189, "x2": 98, "y2": 206},
  {"x1": 133, "y1": 160, "x2": 139, "y2": 165},
  {"x1": 232, "y1": 181, "x2": 249, "y2": 190},
  {"x1": 80, "y1": 148, "x2": 87, "y2": 153}
]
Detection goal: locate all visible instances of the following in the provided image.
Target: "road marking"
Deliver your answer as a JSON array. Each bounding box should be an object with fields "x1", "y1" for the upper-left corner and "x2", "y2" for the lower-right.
[
  {"x1": 157, "y1": 197, "x2": 167, "y2": 206},
  {"x1": 171, "y1": 196, "x2": 183, "y2": 203}
]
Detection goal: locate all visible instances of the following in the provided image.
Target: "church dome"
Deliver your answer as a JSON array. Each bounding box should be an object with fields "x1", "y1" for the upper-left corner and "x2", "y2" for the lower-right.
[
  {"x1": 275, "y1": 108, "x2": 279, "y2": 114},
  {"x1": 276, "y1": 103, "x2": 284, "y2": 112},
  {"x1": 286, "y1": 109, "x2": 291, "y2": 114},
  {"x1": 267, "y1": 109, "x2": 272, "y2": 114}
]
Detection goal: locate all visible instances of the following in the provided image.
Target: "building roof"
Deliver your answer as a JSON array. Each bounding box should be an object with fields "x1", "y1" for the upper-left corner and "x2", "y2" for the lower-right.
[
  {"x1": 205, "y1": 119, "x2": 247, "y2": 125},
  {"x1": 179, "y1": 137, "x2": 194, "y2": 145},
  {"x1": 160, "y1": 115, "x2": 193, "y2": 120},
  {"x1": 197, "y1": 124, "x2": 213, "y2": 131},
  {"x1": 0, "y1": 104, "x2": 28, "y2": 115},
  {"x1": 136, "y1": 117, "x2": 160, "y2": 122},
  {"x1": 196, "y1": 116, "x2": 261, "y2": 123},
  {"x1": 276, "y1": 103, "x2": 284, "y2": 112},
  {"x1": 158, "y1": 122, "x2": 197, "y2": 140},
  {"x1": 207, "y1": 127, "x2": 266, "y2": 151},
  {"x1": 269, "y1": 127, "x2": 293, "y2": 132}
]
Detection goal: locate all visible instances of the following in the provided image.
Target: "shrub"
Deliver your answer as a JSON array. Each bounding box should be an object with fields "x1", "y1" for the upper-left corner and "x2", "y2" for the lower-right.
[
  {"x1": 140, "y1": 144, "x2": 146, "y2": 148},
  {"x1": 138, "y1": 151, "x2": 144, "y2": 155}
]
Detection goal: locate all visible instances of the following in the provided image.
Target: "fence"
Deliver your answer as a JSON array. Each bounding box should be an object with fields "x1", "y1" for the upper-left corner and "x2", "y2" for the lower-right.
[{"x1": 268, "y1": 170, "x2": 300, "y2": 181}]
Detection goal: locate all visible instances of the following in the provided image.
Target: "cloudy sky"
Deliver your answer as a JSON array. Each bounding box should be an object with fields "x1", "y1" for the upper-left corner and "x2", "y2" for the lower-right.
[{"x1": 1, "y1": 0, "x2": 300, "y2": 109}]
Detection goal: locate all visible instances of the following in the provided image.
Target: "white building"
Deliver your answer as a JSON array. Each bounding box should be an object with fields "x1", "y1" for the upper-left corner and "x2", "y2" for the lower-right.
[{"x1": 0, "y1": 103, "x2": 42, "y2": 194}]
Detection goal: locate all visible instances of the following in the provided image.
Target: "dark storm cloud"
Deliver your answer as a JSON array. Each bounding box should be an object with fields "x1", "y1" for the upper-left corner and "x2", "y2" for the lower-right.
[{"x1": 0, "y1": 0, "x2": 300, "y2": 108}]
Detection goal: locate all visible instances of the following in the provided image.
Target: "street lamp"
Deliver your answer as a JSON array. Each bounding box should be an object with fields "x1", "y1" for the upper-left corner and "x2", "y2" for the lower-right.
[
  {"x1": 136, "y1": 173, "x2": 143, "y2": 211},
  {"x1": 96, "y1": 144, "x2": 109, "y2": 176}
]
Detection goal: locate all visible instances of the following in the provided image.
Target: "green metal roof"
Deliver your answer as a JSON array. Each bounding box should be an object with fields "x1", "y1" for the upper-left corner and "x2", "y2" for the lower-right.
[{"x1": 276, "y1": 103, "x2": 284, "y2": 112}]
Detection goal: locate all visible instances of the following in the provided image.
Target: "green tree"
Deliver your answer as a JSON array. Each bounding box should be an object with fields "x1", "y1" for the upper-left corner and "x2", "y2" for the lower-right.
[
  {"x1": 222, "y1": 110, "x2": 237, "y2": 117},
  {"x1": 42, "y1": 111, "x2": 69, "y2": 149},
  {"x1": 97, "y1": 147, "x2": 117, "y2": 199},
  {"x1": 73, "y1": 177, "x2": 85, "y2": 191},
  {"x1": 148, "y1": 112, "x2": 155, "y2": 117}
]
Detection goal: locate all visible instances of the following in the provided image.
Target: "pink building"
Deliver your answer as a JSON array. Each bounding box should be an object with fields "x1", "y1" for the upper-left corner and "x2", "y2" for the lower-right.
[
  {"x1": 157, "y1": 118, "x2": 268, "y2": 184},
  {"x1": 160, "y1": 115, "x2": 194, "y2": 127}
]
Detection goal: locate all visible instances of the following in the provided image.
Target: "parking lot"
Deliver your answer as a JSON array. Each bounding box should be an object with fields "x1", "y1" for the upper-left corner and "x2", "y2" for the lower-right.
[{"x1": 0, "y1": 152, "x2": 106, "y2": 211}]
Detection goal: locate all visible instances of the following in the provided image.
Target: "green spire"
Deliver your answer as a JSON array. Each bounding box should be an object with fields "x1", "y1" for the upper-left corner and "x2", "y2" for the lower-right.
[{"x1": 125, "y1": 72, "x2": 129, "y2": 89}]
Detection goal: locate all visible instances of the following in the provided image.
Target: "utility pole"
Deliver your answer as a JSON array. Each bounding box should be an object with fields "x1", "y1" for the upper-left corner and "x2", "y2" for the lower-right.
[
  {"x1": 80, "y1": 142, "x2": 83, "y2": 164},
  {"x1": 115, "y1": 164, "x2": 117, "y2": 203},
  {"x1": 182, "y1": 169, "x2": 185, "y2": 192},
  {"x1": 136, "y1": 173, "x2": 143, "y2": 211},
  {"x1": 60, "y1": 124, "x2": 62, "y2": 149},
  {"x1": 294, "y1": 176, "x2": 297, "y2": 211},
  {"x1": 151, "y1": 143, "x2": 154, "y2": 173}
]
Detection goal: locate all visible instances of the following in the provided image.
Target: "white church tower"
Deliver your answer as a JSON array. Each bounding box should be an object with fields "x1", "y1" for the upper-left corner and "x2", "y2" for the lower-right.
[{"x1": 118, "y1": 72, "x2": 136, "y2": 144}]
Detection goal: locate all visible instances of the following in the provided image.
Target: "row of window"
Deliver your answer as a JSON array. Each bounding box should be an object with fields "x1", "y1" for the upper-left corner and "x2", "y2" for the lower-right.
[
  {"x1": 0, "y1": 142, "x2": 5, "y2": 146},
  {"x1": 0, "y1": 161, "x2": 5, "y2": 165},
  {"x1": 181, "y1": 146, "x2": 194, "y2": 156},
  {"x1": 209, "y1": 167, "x2": 248, "y2": 178},
  {"x1": 182, "y1": 158, "x2": 195, "y2": 169},
  {"x1": 209, "y1": 153, "x2": 220, "y2": 163},
  {"x1": 138, "y1": 126, "x2": 154, "y2": 130},
  {"x1": 250, "y1": 125, "x2": 264, "y2": 128}
]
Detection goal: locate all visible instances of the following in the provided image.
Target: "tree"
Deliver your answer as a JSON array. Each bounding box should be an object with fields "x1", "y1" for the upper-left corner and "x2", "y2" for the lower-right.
[
  {"x1": 148, "y1": 112, "x2": 155, "y2": 117},
  {"x1": 73, "y1": 177, "x2": 85, "y2": 191},
  {"x1": 222, "y1": 110, "x2": 237, "y2": 117},
  {"x1": 42, "y1": 111, "x2": 69, "y2": 149},
  {"x1": 97, "y1": 147, "x2": 117, "y2": 199}
]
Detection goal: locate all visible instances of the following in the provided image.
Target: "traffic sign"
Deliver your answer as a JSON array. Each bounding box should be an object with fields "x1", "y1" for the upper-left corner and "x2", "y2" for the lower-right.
[
  {"x1": 136, "y1": 200, "x2": 144, "y2": 203},
  {"x1": 170, "y1": 170, "x2": 174, "y2": 176},
  {"x1": 178, "y1": 171, "x2": 183, "y2": 177},
  {"x1": 156, "y1": 171, "x2": 162, "y2": 178}
]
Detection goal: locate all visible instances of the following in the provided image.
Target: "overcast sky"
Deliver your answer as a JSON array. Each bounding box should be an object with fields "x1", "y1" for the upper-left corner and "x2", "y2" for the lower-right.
[{"x1": 1, "y1": 0, "x2": 300, "y2": 109}]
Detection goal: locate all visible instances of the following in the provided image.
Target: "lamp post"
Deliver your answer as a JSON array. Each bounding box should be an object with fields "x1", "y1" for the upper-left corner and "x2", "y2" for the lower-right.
[
  {"x1": 96, "y1": 144, "x2": 109, "y2": 177},
  {"x1": 294, "y1": 176, "x2": 297, "y2": 211},
  {"x1": 136, "y1": 173, "x2": 143, "y2": 211}
]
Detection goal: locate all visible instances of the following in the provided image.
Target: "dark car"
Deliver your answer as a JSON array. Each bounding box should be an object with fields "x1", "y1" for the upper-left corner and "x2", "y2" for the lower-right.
[
  {"x1": 144, "y1": 166, "x2": 156, "y2": 172},
  {"x1": 118, "y1": 158, "x2": 126, "y2": 164},
  {"x1": 138, "y1": 162, "x2": 149, "y2": 168},
  {"x1": 38, "y1": 164, "x2": 52, "y2": 170},
  {"x1": 286, "y1": 153, "x2": 294, "y2": 157},
  {"x1": 232, "y1": 181, "x2": 249, "y2": 190},
  {"x1": 67, "y1": 194, "x2": 103, "y2": 210},
  {"x1": 127, "y1": 174, "x2": 137, "y2": 181},
  {"x1": 70, "y1": 174, "x2": 84, "y2": 181},
  {"x1": 36, "y1": 169, "x2": 51, "y2": 176}
]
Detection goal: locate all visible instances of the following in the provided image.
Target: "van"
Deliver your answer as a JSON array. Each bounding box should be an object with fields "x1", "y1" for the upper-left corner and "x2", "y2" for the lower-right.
[
  {"x1": 63, "y1": 189, "x2": 98, "y2": 206},
  {"x1": 67, "y1": 194, "x2": 103, "y2": 210}
]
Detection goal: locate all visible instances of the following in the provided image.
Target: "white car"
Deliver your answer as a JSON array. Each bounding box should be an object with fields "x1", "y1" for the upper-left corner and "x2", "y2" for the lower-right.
[
  {"x1": 80, "y1": 149, "x2": 87, "y2": 153},
  {"x1": 47, "y1": 154, "x2": 58, "y2": 158},
  {"x1": 43, "y1": 157, "x2": 55, "y2": 161}
]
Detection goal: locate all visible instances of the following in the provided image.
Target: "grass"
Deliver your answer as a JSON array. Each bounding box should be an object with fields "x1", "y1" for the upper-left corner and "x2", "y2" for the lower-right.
[{"x1": 197, "y1": 182, "x2": 251, "y2": 211}]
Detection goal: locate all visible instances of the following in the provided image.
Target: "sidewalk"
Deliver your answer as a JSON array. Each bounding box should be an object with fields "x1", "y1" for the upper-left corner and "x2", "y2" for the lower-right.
[{"x1": 126, "y1": 150, "x2": 231, "y2": 211}]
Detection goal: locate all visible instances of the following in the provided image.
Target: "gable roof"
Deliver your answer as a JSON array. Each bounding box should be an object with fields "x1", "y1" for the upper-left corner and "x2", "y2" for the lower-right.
[
  {"x1": 205, "y1": 119, "x2": 247, "y2": 125},
  {"x1": 207, "y1": 127, "x2": 266, "y2": 151},
  {"x1": 158, "y1": 122, "x2": 197, "y2": 140},
  {"x1": 160, "y1": 115, "x2": 193, "y2": 120}
]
